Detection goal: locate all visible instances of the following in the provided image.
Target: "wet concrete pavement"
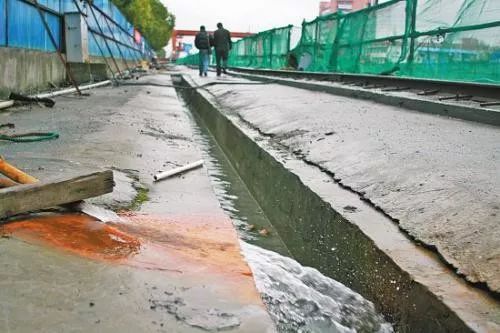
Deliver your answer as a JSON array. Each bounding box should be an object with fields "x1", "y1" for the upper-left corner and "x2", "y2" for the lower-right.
[
  {"x1": 181, "y1": 68, "x2": 500, "y2": 295},
  {"x1": 0, "y1": 73, "x2": 275, "y2": 332}
]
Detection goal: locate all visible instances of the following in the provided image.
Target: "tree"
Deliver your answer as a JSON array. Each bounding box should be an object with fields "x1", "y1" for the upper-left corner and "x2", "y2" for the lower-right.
[{"x1": 112, "y1": 0, "x2": 175, "y2": 52}]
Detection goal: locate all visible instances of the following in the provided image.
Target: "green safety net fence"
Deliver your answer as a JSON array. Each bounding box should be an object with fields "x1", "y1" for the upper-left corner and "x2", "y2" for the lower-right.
[
  {"x1": 177, "y1": 0, "x2": 500, "y2": 84},
  {"x1": 228, "y1": 25, "x2": 293, "y2": 68},
  {"x1": 176, "y1": 52, "x2": 198, "y2": 66}
]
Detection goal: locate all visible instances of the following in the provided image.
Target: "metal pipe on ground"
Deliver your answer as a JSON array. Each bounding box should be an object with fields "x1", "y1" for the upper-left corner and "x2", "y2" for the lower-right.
[
  {"x1": 154, "y1": 160, "x2": 204, "y2": 182},
  {"x1": 0, "y1": 101, "x2": 14, "y2": 110},
  {"x1": 33, "y1": 80, "x2": 111, "y2": 99}
]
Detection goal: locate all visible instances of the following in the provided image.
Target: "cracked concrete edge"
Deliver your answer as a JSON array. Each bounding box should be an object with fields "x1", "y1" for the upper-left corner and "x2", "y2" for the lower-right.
[
  {"x1": 176, "y1": 73, "x2": 500, "y2": 333},
  {"x1": 226, "y1": 71, "x2": 500, "y2": 128},
  {"x1": 224, "y1": 110, "x2": 499, "y2": 296}
]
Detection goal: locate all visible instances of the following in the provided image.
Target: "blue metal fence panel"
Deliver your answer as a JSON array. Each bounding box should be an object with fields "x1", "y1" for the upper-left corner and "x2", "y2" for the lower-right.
[
  {"x1": 0, "y1": 0, "x2": 6, "y2": 45},
  {"x1": 86, "y1": 0, "x2": 149, "y2": 60},
  {"x1": 7, "y1": 0, "x2": 61, "y2": 51},
  {"x1": 38, "y1": 0, "x2": 60, "y2": 13},
  {"x1": 62, "y1": 0, "x2": 78, "y2": 13},
  {"x1": 2, "y1": 0, "x2": 152, "y2": 59}
]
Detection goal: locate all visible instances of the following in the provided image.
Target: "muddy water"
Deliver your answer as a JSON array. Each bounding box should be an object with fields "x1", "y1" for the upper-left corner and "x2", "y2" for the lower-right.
[
  {"x1": 191, "y1": 118, "x2": 290, "y2": 256},
  {"x1": 186, "y1": 101, "x2": 393, "y2": 333}
]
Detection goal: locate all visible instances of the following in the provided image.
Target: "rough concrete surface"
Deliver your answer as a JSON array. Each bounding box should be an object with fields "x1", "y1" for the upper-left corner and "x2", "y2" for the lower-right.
[
  {"x1": 68, "y1": 62, "x2": 108, "y2": 84},
  {"x1": 0, "y1": 73, "x2": 274, "y2": 332},
  {"x1": 182, "y1": 69, "x2": 500, "y2": 294},
  {"x1": 0, "y1": 47, "x2": 65, "y2": 98},
  {"x1": 0, "y1": 47, "x2": 134, "y2": 99}
]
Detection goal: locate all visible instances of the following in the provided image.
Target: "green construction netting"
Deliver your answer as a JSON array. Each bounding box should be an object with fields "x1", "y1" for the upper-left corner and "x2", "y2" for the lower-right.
[
  {"x1": 177, "y1": 0, "x2": 500, "y2": 84},
  {"x1": 176, "y1": 53, "x2": 198, "y2": 66},
  {"x1": 239, "y1": 25, "x2": 292, "y2": 69},
  {"x1": 400, "y1": 0, "x2": 500, "y2": 83}
]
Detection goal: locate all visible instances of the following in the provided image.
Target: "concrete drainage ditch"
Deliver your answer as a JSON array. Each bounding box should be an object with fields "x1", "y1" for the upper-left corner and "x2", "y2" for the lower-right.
[{"x1": 174, "y1": 74, "x2": 499, "y2": 333}]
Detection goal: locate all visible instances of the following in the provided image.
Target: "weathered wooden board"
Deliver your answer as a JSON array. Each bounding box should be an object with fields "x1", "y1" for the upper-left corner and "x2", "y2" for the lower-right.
[{"x1": 0, "y1": 171, "x2": 114, "y2": 219}]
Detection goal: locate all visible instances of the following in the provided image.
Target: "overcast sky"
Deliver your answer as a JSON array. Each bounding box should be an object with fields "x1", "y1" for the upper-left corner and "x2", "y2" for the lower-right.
[{"x1": 162, "y1": 0, "x2": 319, "y2": 52}]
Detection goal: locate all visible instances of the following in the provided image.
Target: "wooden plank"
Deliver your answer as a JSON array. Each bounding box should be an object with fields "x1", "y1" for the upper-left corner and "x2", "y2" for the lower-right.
[{"x1": 0, "y1": 171, "x2": 114, "y2": 219}]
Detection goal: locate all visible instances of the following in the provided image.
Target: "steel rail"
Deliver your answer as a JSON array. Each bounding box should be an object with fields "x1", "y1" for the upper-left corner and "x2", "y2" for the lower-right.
[{"x1": 228, "y1": 67, "x2": 500, "y2": 100}]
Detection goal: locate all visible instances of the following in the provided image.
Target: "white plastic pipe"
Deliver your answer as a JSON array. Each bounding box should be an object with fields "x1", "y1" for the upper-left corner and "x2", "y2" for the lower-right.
[
  {"x1": 154, "y1": 160, "x2": 204, "y2": 182},
  {"x1": 33, "y1": 80, "x2": 111, "y2": 99},
  {"x1": 0, "y1": 100, "x2": 14, "y2": 110}
]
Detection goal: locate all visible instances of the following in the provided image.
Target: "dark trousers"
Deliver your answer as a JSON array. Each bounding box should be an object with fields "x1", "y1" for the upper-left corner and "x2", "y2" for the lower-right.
[{"x1": 215, "y1": 49, "x2": 229, "y2": 75}]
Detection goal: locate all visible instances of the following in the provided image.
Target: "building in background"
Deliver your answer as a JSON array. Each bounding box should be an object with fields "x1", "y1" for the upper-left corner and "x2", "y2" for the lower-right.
[{"x1": 319, "y1": 0, "x2": 377, "y2": 15}]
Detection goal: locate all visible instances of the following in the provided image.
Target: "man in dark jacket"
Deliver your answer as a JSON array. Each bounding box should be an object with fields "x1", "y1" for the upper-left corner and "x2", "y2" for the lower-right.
[
  {"x1": 212, "y1": 23, "x2": 232, "y2": 76},
  {"x1": 194, "y1": 25, "x2": 212, "y2": 76}
]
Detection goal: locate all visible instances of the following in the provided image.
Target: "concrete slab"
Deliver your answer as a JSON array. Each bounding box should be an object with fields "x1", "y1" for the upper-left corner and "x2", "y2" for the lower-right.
[
  {"x1": 177, "y1": 68, "x2": 500, "y2": 331},
  {"x1": 181, "y1": 68, "x2": 500, "y2": 294},
  {"x1": 0, "y1": 47, "x2": 65, "y2": 99},
  {"x1": 0, "y1": 74, "x2": 275, "y2": 332}
]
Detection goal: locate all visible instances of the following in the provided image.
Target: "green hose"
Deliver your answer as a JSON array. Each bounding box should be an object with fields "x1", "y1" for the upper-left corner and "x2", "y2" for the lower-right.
[{"x1": 0, "y1": 132, "x2": 59, "y2": 142}]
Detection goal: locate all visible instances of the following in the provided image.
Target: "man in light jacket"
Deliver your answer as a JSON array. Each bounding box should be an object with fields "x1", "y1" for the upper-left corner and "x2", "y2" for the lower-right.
[{"x1": 212, "y1": 22, "x2": 232, "y2": 76}]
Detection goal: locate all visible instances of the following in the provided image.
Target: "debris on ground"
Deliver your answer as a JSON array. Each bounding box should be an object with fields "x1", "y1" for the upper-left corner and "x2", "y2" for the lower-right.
[
  {"x1": 9, "y1": 92, "x2": 55, "y2": 108},
  {"x1": 0, "y1": 123, "x2": 15, "y2": 129},
  {"x1": 0, "y1": 157, "x2": 115, "y2": 221},
  {"x1": 154, "y1": 160, "x2": 204, "y2": 182},
  {"x1": 0, "y1": 131, "x2": 59, "y2": 142},
  {"x1": 259, "y1": 228, "x2": 270, "y2": 237}
]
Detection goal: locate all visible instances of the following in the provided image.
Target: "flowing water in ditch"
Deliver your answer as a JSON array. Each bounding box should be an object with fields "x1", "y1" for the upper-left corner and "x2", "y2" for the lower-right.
[{"x1": 189, "y1": 111, "x2": 393, "y2": 333}]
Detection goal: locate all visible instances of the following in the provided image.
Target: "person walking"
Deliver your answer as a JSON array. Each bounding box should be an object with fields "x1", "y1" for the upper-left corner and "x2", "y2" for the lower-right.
[
  {"x1": 194, "y1": 25, "x2": 212, "y2": 77},
  {"x1": 213, "y1": 23, "x2": 232, "y2": 76}
]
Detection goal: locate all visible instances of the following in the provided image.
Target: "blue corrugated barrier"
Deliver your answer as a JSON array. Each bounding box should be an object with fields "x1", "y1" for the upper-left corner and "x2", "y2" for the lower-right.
[
  {"x1": 0, "y1": 0, "x2": 6, "y2": 46},
  {"x1": 0, "y1": 0, "x2": 153, "y2": 60},
  {"x1": 7, "y1": 0, "x2": 60, "y2": 51}
]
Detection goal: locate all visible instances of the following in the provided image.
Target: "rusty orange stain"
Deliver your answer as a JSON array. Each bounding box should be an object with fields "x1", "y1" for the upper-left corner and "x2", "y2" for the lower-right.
[
  {"x1": 0, "y1": 214, "x2": 140, "y2": 261},
  {"x1": 0, "y1": 212, "x2": 262, "y2": 304},
  {"x1": 114, "y1": 213, "x2": 253, "y2": 277}
]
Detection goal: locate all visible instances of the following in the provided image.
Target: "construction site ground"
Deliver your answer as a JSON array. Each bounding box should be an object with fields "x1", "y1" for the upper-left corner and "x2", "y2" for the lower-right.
[
  {"x1": 0, "y1": 73, "x2": 275, "y2": 333},
  {"x1": 1, "y1": 67, "x2": 499, "y2": 332}
]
